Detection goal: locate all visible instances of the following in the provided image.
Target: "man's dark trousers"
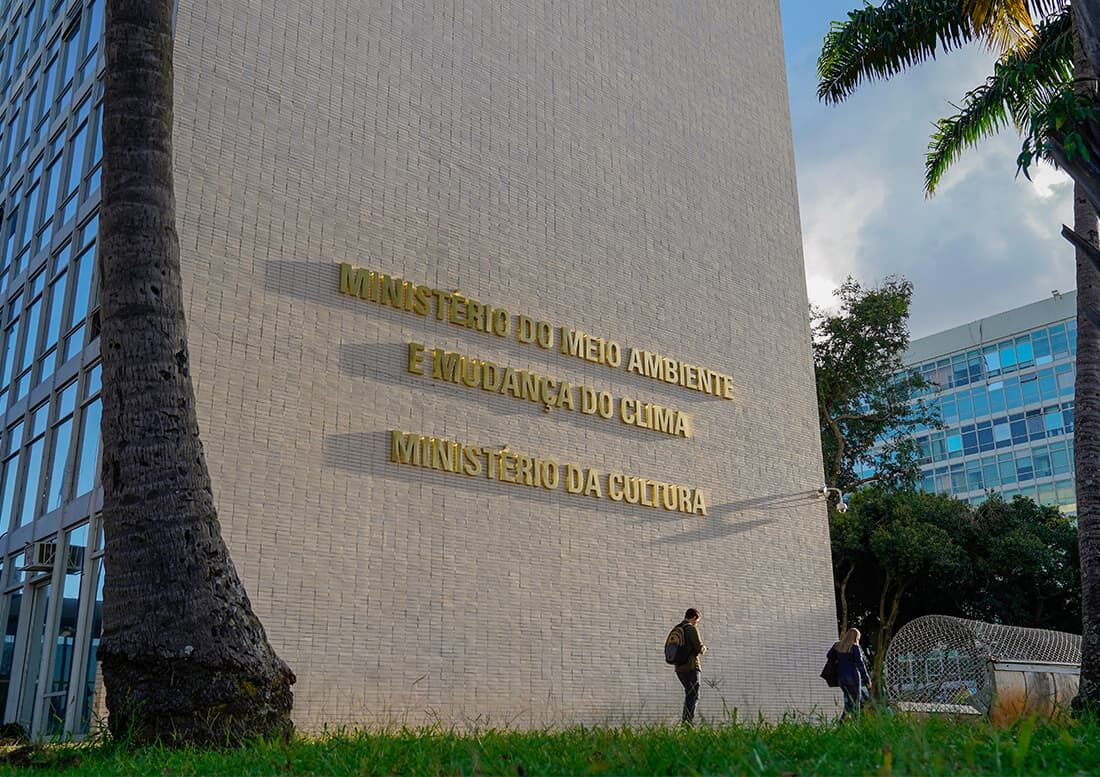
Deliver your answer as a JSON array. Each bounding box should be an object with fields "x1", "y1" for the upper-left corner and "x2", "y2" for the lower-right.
[{"x1": 677, "y1": 669, "x2": 700, "y2": 724}]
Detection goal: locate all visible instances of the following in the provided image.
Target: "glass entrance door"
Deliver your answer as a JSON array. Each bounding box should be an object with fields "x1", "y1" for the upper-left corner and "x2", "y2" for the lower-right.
[
  {"x1": 0, "y1": 521, "x2": 97, "y2": 738},
  {"x1": 15, "y1": 577, "x2": 51, "y2": 731}
]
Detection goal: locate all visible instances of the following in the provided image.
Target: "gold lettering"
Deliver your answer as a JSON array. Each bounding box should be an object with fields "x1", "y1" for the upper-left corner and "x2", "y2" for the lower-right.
[
  {"x1": 608, "y1": 473, "x2": 624, "y2": 501},
  {"x1": 501, "y1": 368, "x2": 520, "y2": 398},
  {"x1": 585, "y1": 337, "x2": 601, "y2": 363},
  {"x1": 379, "y1": 274, "x2": 401, "y2": 309},
  {"x1": 581, "y1": 386, "x2": 597, "y2": 415},
  {"x1": 583, "y1": 469, "x2": 602, "y2": 498},
  {"x1": 518, "y1": 315, "x2": 536, "y2": 344},
  {"x1": 390, "y1": 430, "x2": 417, "y2": 464},
  {"x1": 722, "y1": 375, "x2": 735, "y2": 400},
  {"x1": 693, "y1": 490, "x2": 708, "y2": 516},
  {"x1": 461, "y1": 358, "x2": 480, "y2": 388},
  {"x1": 663, "y1": 358, "x2": 678, "y2": 384},
  {"x1": 411, "y1": 284, "x2": 431, "y2": 315},
  {"x1": 432, "y1": 440, "x2": 460, "y2": 472},
  {"x1": 431, "y1": 288, "x2": 449, "y2": 320},
  {"x1": 481, "y1": 361, "x2": 502, "y2": 391},
  {"x1": 542, "y1": 460, "x2": 559, "y2": 489},
  {"x1": 462, "y1": 446, "x2": 483, "y2": 476},
  {"x1": 606, "y1": 341, "x2": 621, "y2": 367},
  {"x1": 407, "y1": 342, "x2": 425, "y2": 375},
  {"x1": 624, "y1": 477, "x2": 640, "y2": 504},
  {"x1": 499, "y1": 450, "x2": 517, "y2": 483},
  {"x1": 467, "y1": 300, "x2": 484, "y2": 330},
  {"x1": 558, "y1": 384, "x2": 576, "y2": 411},
  {"x1": 535, "y1": 321, "x2": 553, "y2": 349},
  {"x1": 516, "y1": 454, "x2": 535, "y2": 486},
  {"x1": 561, "y1": 327, "x2": 585, "y2": 358},
  {"x1": 449, "y1": 293, "x2": 467, "y2": 325},
  {"x1": 661, "y1": 484, "x2": 678, "y2": 510},
  {"x1": 338, "y1": 263, "x2": 369, "y2": 298},
  {"x1": 431, "y1": 349, "x2": 462, "y2": 383},
  {"x1": 566, "y1": 464, "x2": 583, "y2": 494},
  {"x1": 521, "y1": 371, "x2": 539, "y2": 403}
]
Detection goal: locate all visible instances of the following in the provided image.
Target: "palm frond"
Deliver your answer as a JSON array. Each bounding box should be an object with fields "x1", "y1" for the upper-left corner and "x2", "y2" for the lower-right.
[
  {"x1": 818, "y1": 0, "x2": 976, "y2": 105},
  {"x1": 1027, "y1": 0, "x2": 1070, "y2": 19},
  {"x1": 967, "y1": 0, "x2": 1035, "y2": 52},
  {"x1": 925, "y1": 8, "x2": 1073, "y2": 193}
]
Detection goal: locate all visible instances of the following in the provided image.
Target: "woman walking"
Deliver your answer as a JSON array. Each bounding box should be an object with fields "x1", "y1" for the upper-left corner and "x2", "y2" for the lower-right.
[{"x1": 827, "y1": 628, "x2": 871, "y2": 718}]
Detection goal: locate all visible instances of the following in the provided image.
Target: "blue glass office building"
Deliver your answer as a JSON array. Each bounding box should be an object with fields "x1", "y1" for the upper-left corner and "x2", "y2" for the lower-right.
[
  {"x1": 0, "y1": 0, "x2": 105, "y2": 739},
  {"x1": 872, "y1": 292, "x2": 1079, "y2": 513}
]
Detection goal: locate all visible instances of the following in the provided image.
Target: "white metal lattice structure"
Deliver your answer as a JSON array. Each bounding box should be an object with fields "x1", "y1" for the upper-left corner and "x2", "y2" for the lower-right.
[{"x1": 885, "y1": 615, "x2": 1081, "y2": 713}]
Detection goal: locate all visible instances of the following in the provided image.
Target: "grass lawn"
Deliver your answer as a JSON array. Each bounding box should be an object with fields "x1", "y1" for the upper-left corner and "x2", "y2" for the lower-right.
[{"x1": 0, "y1": 712, "x2": 1097, "y2": 775}]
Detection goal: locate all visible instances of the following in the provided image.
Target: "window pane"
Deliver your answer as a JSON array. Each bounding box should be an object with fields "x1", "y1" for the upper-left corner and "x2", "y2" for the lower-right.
[
  {"x1": 1015, "y1": 337, "x2": 1033, "y2": 368},
  {"x1": 77, "y1": 558, "x2": 102, "y2": 733},
  {"x1": 74, "y1": 396, "x2": 99, "y2": 496},
  {"x1": 17, "y1": 436, "x2": 42, "y2": 526},
  {"x1": 1021, "y1": 375, "x2": 1040, "y2": 406},
  {"x1": 0, "y1": 588, "x2": 22, "y2": 713},
  {"x1": 45, "y1": 416, "x2": 71, "y2": 511},
  {"x1": 1033, "y1": 332, "x2": 1052, "y2": 364}
]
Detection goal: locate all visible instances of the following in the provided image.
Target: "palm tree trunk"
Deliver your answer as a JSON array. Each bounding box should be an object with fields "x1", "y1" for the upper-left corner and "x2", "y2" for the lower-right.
[
  {"x1": 1072, "y1": 20, "x2": 1100, "y2": 713},
  {"x1": 1074, "y1": 175, "x2": 1100, "y2": 712},
  {"x1": 1067, "y1": 16, "x2": 1100, "y2": 711},
  {"x1": 98, "y1": 0, "x2": 294, "y2": 744}
]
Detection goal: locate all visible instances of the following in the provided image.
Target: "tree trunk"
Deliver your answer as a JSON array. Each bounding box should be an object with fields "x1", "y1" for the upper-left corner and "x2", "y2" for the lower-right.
[
  {"x1": 1072, "y1": 23, "x2": 1100, "y2": 714},
  {"x1": 1075, "y1": 1, "x2": 1100, "y2": 79},
  {"x1": 1074, "y1": 177, "x2": 1100, "y2": 712},
  {"x1": 871, "y1": 578, "x2": 905, "y2": 698},
  {"x1": 98, "y1": 0, "x2": 295, "y2": 744},
  {"x1": 837, "y1": 562, "x2": 854, "y2": 634}
]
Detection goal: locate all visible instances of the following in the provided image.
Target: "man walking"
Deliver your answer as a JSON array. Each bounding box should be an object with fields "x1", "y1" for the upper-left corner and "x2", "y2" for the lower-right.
[{"x1": 673, "y1": 608, "x2": 707, "y2": 725}]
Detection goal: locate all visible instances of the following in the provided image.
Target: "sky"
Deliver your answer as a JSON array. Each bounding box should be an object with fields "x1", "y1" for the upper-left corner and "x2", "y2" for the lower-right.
[{"x1": 778, "y1": 0, "x2": 1077, "y2": 339}]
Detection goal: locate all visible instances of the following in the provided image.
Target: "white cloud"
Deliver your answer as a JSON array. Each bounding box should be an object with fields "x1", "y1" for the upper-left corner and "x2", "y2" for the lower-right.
[
  {"x1": 786, "y1": 43, "x2": 1077, "y2": 338},
  {"x1": 1027, "y1": 162, "x2": 1072, "y2": 200},
  {"x1": 799, "y1": 159, "x2": 889, "y2": 311}
]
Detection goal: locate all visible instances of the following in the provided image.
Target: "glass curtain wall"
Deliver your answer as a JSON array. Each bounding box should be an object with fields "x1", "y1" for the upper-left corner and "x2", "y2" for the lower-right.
[
  {"x1": 862, "y1": 317, "x2": 1079, "y2": 513},
  {"x1": 0, "y1": 0, "x2": 104, "y2": 739}
]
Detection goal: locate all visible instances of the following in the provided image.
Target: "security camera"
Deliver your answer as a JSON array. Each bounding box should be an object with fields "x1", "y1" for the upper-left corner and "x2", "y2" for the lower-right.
[{"x1": 818, "y1": 485, "x2": 848, "y2": 513}]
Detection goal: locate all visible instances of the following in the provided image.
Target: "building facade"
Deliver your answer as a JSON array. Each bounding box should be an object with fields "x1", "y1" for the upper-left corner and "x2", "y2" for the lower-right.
[
  {"x1": 882, "y1": 292, "x2": 1078, "y2": 512},
  {"x1": 0, "y1": 0, "x2": 839, "y2": 736}
]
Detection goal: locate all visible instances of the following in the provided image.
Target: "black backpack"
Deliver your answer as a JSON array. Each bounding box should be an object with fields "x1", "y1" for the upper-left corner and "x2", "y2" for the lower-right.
[{"x1": 664, "y1": 623, "x2": 691, "y2": 665}]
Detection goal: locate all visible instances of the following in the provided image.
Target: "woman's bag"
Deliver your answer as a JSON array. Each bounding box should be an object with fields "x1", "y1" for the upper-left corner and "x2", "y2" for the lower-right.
[{"x1": 820, "y1": 653, "x2": 839, "y2": 687}]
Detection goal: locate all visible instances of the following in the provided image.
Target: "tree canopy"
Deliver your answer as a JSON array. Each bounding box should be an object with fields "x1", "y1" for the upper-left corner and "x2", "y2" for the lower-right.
[
  {"x1": 813, "y1": 277, "x2": 938, "y2": 493},
  {"x1": 817, "y1": 0, "x2": 1100, "y2": 711},
  {"x1": 835, "y1": 488, "x2": 1080, "y2": 690}
]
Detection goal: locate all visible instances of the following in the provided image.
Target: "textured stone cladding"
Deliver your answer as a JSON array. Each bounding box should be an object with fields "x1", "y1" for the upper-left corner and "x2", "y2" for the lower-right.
[{"x1": 168, "y1": 0, "x2": 839, "y2": 728}]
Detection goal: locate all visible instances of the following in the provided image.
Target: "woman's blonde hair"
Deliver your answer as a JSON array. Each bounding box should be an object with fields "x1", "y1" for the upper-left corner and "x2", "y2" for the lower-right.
[{"x1": 836, "y1": 628, "x2": 861, "y2": 653}]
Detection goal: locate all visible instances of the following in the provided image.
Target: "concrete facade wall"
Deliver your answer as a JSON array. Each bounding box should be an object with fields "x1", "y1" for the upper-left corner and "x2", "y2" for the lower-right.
[{"x1": 168, "y1": 0, "x2": 838, "y2": 728}]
